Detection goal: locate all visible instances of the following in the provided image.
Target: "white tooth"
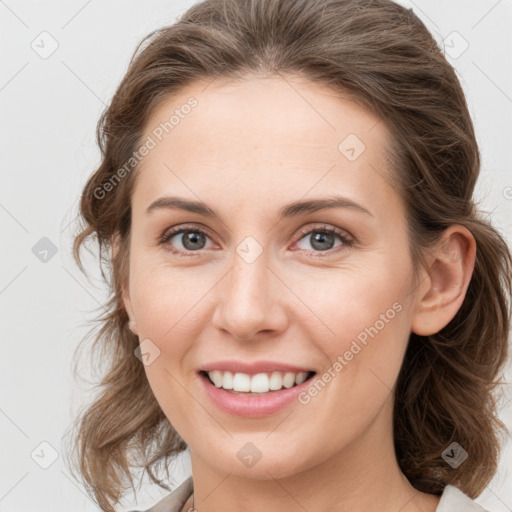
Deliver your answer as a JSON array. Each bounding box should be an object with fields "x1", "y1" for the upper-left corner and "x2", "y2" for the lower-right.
[
  {"x1": 210, "y1": 370, "x2": 223, "y2": 387},
  {"x1": 223, "y1": 371, "x2": 234, "y2": 390},
  {"x1": 251, "y1": 373, "x2": 270, "y2": 392},
  {"x1": 269, "y1": 371, "x2": 283, "y2": 390},
  {"x1": 233, "y1": 372, "x2": 251, "y2": 392},
  {"x1": 208, "y1": 370, "x2": 308, "y2": 392},
  {"x1": 282, "y1": 372, "x2": 296, "y2": 388},
  {"x1": 295, "y1": 372, "x2": 308, "y2": 385}
]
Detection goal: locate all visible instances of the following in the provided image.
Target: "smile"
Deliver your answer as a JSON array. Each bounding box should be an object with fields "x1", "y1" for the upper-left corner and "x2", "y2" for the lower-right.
[
  {"x1": 203, "y1": 370, "x2": 314, "y2": 394},
  {"x1": 198, "y1": 369, "x2": 317, "y2": 418}
]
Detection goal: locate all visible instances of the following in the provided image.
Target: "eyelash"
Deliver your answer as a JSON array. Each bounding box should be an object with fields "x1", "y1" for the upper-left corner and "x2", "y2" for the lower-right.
[{"x1": 159, "y1": 223, "x2": 354, "y2": 258}]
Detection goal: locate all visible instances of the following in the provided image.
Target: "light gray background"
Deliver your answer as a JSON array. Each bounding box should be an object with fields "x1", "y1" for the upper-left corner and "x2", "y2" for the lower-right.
[{"x1": 1, "y1": 1, "x2": 511, "y2": 511}]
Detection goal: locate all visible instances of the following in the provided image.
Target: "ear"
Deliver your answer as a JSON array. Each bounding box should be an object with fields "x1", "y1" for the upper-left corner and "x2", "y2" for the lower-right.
[
  {"x1": 112, "y1": 233, "x2": 138, "y2": 336},
  {"x1": 411, "y1": 225, "x2": 476, "y2": 336}
]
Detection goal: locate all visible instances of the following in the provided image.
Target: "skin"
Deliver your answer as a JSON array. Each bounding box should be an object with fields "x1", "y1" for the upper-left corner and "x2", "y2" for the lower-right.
[{"x1": 119, "y1": 74, "x2": 476, "y2": 512}]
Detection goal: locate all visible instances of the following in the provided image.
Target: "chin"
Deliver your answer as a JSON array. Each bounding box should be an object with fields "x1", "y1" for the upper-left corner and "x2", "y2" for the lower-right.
[{"x1": 193, "y1": 436, "x2": 323, "y2": 481}]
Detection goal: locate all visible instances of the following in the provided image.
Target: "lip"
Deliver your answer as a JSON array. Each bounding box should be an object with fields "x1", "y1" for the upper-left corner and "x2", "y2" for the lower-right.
[
  {"x1": 198, "y1": 370, "x2": 316, "y2": 418},
  {"x1": 199, "y1": 360, "x2": 314, "y2": 375}
]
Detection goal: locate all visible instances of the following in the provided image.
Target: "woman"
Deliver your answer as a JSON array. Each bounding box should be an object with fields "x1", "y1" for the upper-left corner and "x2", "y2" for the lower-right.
[{"x1": 65, "y1": 0, "x2": 512, "y2": 511}]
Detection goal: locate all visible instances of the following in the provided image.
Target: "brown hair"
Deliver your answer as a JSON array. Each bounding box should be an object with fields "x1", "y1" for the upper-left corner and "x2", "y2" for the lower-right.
[{"x1": 64, "y1": 0, "x2": 512, "y2": 510}]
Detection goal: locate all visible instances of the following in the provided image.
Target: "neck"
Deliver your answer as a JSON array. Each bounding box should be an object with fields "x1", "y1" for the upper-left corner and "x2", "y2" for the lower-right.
[{"x1": 184, "y1": 399, "x2": 440, "y2": 512}]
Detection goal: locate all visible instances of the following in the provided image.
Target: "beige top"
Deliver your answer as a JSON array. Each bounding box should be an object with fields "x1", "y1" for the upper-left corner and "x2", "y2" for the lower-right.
[{"x1": 130, "y1": 476, "x2": 489, "y2": 512}]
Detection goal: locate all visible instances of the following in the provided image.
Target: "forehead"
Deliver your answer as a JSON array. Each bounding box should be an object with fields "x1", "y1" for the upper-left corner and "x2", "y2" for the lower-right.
[
  {"x1": 132, "y1": 75, "x2": 397, "y2": 217},
  {"x1": 143, "y1": 75, "x2": 385, "y2": 158}
]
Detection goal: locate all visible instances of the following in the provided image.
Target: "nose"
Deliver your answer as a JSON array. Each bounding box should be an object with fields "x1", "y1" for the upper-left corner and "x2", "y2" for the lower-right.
[{"x1": 211, "y1": 247, "x2": 288, "y2": 341}]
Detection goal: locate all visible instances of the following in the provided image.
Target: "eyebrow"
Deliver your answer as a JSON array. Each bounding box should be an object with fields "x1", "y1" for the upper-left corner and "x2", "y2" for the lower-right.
[{"x1": 145, "y1": 195, "x2": 374, "y2": 219}]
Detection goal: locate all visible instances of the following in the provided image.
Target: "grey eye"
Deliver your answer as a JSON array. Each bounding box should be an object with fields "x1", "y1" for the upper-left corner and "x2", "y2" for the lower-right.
[
  {"x1": 296, "y1": 231, "x2": 344, "y2": 252},
  {"x1": 169, "y1": 230, "x2": 210, "y2": 251}
]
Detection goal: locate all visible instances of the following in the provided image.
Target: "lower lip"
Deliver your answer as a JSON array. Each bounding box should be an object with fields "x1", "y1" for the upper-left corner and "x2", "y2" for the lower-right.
[{"x1": 199, "y1": 372, "x2": 314, "y2": 418}]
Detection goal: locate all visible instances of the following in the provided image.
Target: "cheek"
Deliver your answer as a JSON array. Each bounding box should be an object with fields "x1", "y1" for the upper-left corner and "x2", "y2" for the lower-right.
[
  {"x1": 300, "y1": 264, "x2": 408, "y2": 333},
  {"x1": 297, "y1": 256, "x2": 413, "y2": 383},
  {"x1": 294, "y1": 274, "x2": 412, "y2": 445},
  {"x1": 129, "y1": 253, "x2": 210, "y2": 331}
]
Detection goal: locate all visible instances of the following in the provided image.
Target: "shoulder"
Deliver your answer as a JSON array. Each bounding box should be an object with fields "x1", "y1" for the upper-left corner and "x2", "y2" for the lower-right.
[
  {"x1": 126, "y1": 476, "x2": 194, "y2": 512},
  {"x1": 436, "y1": 485, "x2": 489, "y2": 512}
]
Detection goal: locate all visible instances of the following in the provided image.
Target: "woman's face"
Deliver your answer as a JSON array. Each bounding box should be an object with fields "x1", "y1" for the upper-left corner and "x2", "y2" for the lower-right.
[{"x1": 122, "y1": 75, "x2": 425, "y2": 479}]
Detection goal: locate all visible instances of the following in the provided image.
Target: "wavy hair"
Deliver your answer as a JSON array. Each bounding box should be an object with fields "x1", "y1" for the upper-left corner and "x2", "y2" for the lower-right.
[{"x1": 64, "y1": 0, "x2": 512, "y2": 510}]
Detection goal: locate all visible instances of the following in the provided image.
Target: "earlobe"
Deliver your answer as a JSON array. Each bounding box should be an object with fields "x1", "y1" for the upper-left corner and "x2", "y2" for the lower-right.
[
  {"x1": 128, "y1": 317, "x2": 138, "y2": 335},
  {"x1": 122, "y1": 283, "x2": 138, "y2": 336},
  {"x1": 411, "y1": 225, "x2": 476, "y2": 336},
  {"x1": 123, "y1": 284, "x2": 138, "y2": 335},
  {"x1": 112, "y1": 232, "x2": 138, "y2": 336}
]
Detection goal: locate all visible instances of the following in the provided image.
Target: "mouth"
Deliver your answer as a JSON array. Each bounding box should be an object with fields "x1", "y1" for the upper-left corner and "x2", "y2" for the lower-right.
[{"x1": 199, "y1": 369, "x2": 317, "y2": 396}]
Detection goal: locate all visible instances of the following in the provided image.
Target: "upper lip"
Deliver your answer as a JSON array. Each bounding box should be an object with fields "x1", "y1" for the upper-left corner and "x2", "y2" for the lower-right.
[{"x1": 199, "y1": 360, "x2": 315, "y2": 375}]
